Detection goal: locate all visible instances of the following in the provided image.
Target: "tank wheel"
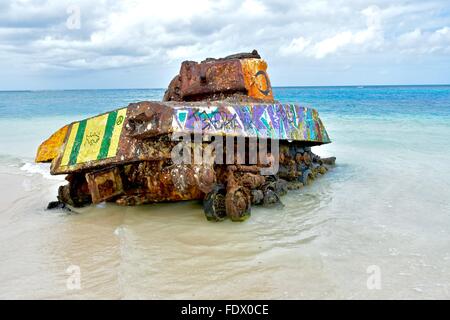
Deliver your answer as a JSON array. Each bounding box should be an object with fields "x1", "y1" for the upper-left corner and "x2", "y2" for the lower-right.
[
  {"x1": 225, "y1": 187, "x2": 251, "y2": 222},
  {"x1": 203, "y1": 185, "x2": 227, "y2": 222},
  {"x1": 275, "y1": 179, "x2": 289, "y2": 196},
  {"x1": 251, "y1": 189, "x2": 264, "y2": 205},
  {"x1": 262, "y1": 183, "x2": 281, "y2": 207},
  {"x1": 300, "y1": 169, "x2": 313, "y2": 185},
  {"x1": 318, "y1": 165, "x2": 328, "y2": 175}
]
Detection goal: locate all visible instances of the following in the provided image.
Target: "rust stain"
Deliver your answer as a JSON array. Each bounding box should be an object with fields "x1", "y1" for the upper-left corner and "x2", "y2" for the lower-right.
[
  {"x1": 240, "y1": 58, "x2": 274, "y2": 101},
  {"x1": 35, "y1": 125, "x2": 69, "y2": 163},
  {"x1": 85, "y1": 167, "x2": 124, "y2": 204}
]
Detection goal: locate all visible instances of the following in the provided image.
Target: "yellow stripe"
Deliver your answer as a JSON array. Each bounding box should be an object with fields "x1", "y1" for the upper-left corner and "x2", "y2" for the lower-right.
[
  {"x1": 107, "y1": 108, "x2": 127, "y2": 158},
  {"x1": 77, "y1": 114, "x2": 109, "y2": 163},
  {"x1": 60, "y1": 122, "x2": 79, "y2": 166}
]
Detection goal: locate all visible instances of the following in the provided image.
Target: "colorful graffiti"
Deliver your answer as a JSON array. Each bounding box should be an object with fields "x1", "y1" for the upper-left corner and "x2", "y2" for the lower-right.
[
  {"x1": 51, "y1": 103, "x2": 330, "y2": 173},
  {"x1": 172, "y1": 104, "x2": 330, "y2": 143}
]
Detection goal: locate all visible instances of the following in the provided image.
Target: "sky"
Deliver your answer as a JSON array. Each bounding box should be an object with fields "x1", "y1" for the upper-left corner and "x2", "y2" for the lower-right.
[{"x1": 0, "y1": 0, "x2": 449, "y2": 90}]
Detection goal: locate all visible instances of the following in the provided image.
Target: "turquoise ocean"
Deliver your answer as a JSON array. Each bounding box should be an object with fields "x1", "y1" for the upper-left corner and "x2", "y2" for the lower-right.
[{"x1": 0, "y1": 86, "x2": 449, "y2": 299}]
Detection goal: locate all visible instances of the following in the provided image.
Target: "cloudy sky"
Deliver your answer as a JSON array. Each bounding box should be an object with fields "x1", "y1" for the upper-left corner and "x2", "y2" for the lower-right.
[{"x1": 1, "y1": 0, "x2": 449, "y2": 90}]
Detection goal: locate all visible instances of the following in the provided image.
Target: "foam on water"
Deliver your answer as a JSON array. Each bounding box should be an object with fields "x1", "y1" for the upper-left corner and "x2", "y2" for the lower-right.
[{"x1": 20, "y1": 162, "x2": 65, "y2": 181}]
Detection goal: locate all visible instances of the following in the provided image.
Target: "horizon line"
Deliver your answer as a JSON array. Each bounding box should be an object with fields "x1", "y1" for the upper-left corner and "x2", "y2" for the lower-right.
[{"x1": 1, "y1": 84, "x2": 450, "y2": 92}]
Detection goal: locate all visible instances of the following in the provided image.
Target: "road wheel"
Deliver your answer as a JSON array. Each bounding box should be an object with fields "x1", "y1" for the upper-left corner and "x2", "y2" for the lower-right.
[
  {"x1": 262, "y1": 182, "x2": 281, "y2": 206},
  {"x1": 225, "y1": 187, "x2": 251, "y2": 222},
  {"x1": 203, "y1": 185, "x2": 227, "y2": 222},
  {"x1": 300, "y1": 169, "x2": 313, "y2": 185}
]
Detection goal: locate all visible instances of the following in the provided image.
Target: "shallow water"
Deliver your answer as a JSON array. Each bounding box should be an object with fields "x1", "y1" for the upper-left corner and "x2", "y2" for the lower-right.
[{"x1": 0, "y1": 86, "x2": 449, "y2": 299}]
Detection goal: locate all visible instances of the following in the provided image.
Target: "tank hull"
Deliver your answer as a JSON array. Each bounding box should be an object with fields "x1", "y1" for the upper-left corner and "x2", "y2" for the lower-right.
[
  {"x1": 36, "y1": 51, "x2": 336, "y2": 222},
  {"x1": 41, "y1": 101, "x2": 330, "y2": 175}
]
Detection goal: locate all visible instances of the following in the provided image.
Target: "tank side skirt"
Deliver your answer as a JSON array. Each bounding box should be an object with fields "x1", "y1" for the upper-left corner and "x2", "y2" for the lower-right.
[{"x1": 50, "y1": 103, "x2": 330, "y2": 174}]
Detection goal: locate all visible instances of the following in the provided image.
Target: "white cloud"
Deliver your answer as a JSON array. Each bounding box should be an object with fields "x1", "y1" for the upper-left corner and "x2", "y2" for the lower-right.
[
  {"x1": 280, "y1": 5, "x2": 384, "y2": 59},
  {"x1": 278, "y1": 1, "x2": 450, "y2": 59},
  {"x1": 398, "y1": 28, "x2": 422, "y2": 46},
  {"x1": 239, "y1": 0, "x2": 268, "y2": 16},
  {"x1": 313, "y1": 32, "x2": 354, "y2": 59},
  {"x1": 280, "y1": 37, "x2": 311, "y2": 56},
  {"x1": 397, "y1": 26, "x2": 450, "y2": 54},
  {"x1": 0, "y1": 0, "x2": 449, "y2": 87}
]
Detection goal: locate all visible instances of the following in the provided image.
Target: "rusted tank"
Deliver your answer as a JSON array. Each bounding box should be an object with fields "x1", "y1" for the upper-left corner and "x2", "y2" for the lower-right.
[{"x1": 36, "y1": 50, "x2": 335, "y2": 221}]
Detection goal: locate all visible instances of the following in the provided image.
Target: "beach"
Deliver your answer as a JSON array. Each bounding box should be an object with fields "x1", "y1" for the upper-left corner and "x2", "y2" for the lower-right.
[{"x1": 1, "y1": 86, "x2": 449, "y2": 299}]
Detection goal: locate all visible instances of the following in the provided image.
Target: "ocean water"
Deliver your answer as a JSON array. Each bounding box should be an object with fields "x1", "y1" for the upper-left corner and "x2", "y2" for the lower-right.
[{"x1": 0, "y1": 86, "x2": 449, "y2": 299}]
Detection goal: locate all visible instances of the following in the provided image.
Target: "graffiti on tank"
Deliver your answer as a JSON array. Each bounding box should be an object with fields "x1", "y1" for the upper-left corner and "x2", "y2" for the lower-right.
[
  {"x1": 187, "y1": 109, "x2": 242, "y2": 131},
  {"x1": 254, "y1": 70, "x2": 271, "y2": 96},
  {"x1": 173, "y1": 104, "x2": 330, "y2": 143}
]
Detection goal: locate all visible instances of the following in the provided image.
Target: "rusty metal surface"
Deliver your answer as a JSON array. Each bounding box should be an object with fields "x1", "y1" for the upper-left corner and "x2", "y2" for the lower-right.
[
  {"x1": 36, "y1": 50, "x2": 336, "y2": 221},
  {"x1": 116, "y1": 162, "x2": 206, "y2": 205},
  {"x1": 35, "y1": 125, "x2": 69, "y2": 163},
  {"x1": 47, "y1": 132, "x2": 334, "y2": 219},
  {"x1": 163, "y1": 51, "x2": 274, "y2": 103},
  {"x1": 85, "y1": 167, "x2": 124, "y2": 204},
  {"x1": 42, "y1": 122, "x2": 334, "y2": 207},
  {"x1": 43, "y1": 101, "x2": 330, "y2": 175},
  {"x1": 180, "y1": 59, "x2": 246, "y2": 99},
  {"x1": 240, "y1": 58, "x2": 273, "y2": 101}
]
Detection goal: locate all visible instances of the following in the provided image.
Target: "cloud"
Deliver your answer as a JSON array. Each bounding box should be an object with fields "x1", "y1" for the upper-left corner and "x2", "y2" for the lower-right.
[
  {"x1": 0, "y1": 0, "x2": 449, "y2": 88},
  {"x1": 398, "y1": 26, "x2": 450, "y2": 53},
  {"x1": 280, "y1": 37, "x2": 311, "y2": 56},
  {"x1": 278, "y1": 1, "x2": 450, "y2": 59},
  {"x1": 312, "y1": 5, "x2": 383, "y2": 58}
]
